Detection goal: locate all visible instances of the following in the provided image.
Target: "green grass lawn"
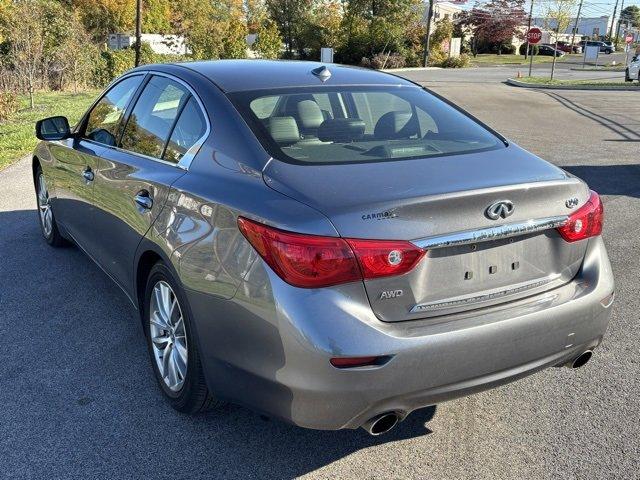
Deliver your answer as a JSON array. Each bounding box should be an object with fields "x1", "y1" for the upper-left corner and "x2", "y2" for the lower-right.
[
  {"x1": 0, "y1": 90, "x2": 99, "y2": 170},
  {"x1": 470, "y1": 54, "x2": 566, "y2": 65},
  {"x1": 516, "y1": 76, "x2": 636, "y2": 87}
]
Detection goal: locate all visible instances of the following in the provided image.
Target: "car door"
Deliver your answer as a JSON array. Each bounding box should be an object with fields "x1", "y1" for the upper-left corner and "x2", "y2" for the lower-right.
[
  {"x1": 51, "y1": 74, "x2": 144, "y2": 249},
  {"x1": 90, "y1": 73, "x2": 209, "y2": 295}
]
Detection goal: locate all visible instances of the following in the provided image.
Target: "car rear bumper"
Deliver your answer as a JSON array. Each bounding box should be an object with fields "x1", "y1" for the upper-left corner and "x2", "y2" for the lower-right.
[{"x1": 186, "y1": 236, "x2": 614, "y2": 430}]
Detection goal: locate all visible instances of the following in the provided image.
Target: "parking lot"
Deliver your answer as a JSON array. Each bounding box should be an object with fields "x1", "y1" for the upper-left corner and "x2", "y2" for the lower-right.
[{"x1": 1, "y1": 70, "x2": 639, "y2": 479}]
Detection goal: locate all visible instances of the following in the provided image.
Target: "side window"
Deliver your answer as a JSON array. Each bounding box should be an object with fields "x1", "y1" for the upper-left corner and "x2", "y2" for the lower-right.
[
  {"x1": 84, "y1": 75, "x2": 143, "y2": 146},
  {"x1": 163, "y1": 97, "x2": 207, "y2": 163},
  {"x1": 416, "y1": 107, "x2": 438, "y2": 135},
  {"x1": 250, "y1": 96, "x2": 279, "y2": 119},
  {"x1": 120, "y1": 76, "x2": 189, "y2": 159}
]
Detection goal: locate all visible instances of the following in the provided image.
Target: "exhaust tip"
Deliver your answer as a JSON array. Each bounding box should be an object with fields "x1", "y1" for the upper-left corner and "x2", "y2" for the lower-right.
[
  {"x1": 570, "y1": 350, "x2": 593, "y2": 368},
  {"x1": 362, "y1": 413, "x2": 399, "y2": 436}
]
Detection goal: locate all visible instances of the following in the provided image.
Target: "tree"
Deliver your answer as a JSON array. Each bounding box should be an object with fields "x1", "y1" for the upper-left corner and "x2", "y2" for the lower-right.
[
  {"x1": 253, "y1": 19, "x2": 283, "y2": 58},
  {"x1": 459, "y1": 0, "x2": 527, "y2": 55},
  {"x1": 621, "y1": 6, "x2": 640, "y2": 29},
  {"x1": 265, "y1": 0, "x2": 312, "y2": 57},
  {"x1": 7, "y1": 0, "x2": 45, "y2": 107},
  {"x1": 542, "y1": 0, "x2": 575, "y2": 79}
]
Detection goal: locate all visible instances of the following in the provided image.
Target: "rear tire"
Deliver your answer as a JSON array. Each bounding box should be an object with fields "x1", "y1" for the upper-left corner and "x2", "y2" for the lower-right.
[
  {"x1": 625, "y1": 69, "x2": 631, "y2": 82},
  {"x1": 34, "y1": 165, "x2": 67, "y2": 247},
  {"x1": 143, "y1": 262, "x2": 222, "y2": 413}
]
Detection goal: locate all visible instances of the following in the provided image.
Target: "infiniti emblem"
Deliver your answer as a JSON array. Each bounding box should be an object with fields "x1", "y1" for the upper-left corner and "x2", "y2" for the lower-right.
[{"x1": 485, "y1": 200, "x2": 515, "y2": 220}]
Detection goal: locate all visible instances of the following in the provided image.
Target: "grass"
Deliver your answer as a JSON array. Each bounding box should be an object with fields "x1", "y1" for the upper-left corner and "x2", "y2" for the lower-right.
[
  {"x1": 470, "y1": 54, "x2": 564, "y2": 65},
  {"x1": 0, "y1": 90, "x2": 99, "y2": 171},
  {"x1": 515, "y1": 76, "x2": 637, "y2": 87}
]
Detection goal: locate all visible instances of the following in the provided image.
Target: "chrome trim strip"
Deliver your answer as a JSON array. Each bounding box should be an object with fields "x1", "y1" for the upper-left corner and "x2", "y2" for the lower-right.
[{"x1": 411, "y1": 216, "x2": 568, "y2": 250}]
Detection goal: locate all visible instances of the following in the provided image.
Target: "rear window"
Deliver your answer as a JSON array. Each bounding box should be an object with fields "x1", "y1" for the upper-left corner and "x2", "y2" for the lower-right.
[{"x1": 228, "y1": 86, "x2": 502, "y2": 164}]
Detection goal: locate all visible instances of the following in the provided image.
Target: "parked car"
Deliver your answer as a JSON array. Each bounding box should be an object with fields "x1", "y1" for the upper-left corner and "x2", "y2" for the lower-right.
[
  {"x1": 32, "y1": 61, "x2": 614, "y2": 435},
  {"x1": 556, "y1": 41, "x2": 582, "y2": 54},
  {"x1": 625, "y1": 55, "x2": 639, "y2": 81},
  {"x1": 602, "y1": 41, "x2": 616, "y2": 52},
  {"x1": 539, "y1": 44, "x2": 565, "y2": 57},
  {"x1": 579, "y1": 40, "x2": 614, "y2": 54}
]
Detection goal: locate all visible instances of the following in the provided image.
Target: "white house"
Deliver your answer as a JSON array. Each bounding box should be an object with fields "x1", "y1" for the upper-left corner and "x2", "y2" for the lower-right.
[
  {"x1": 108, "y1": 33, "x2": 190, "y2": 55},
  {"x1": 531, "y1": 16, "x2": 613, "y2": 39},
  {"x1": 423, "y1": 1, "x2": 463, "y2": 29}
]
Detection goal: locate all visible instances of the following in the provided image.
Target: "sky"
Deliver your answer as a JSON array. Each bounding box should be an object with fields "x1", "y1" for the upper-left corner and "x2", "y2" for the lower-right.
[{"x1": 454, "y1": 0, "x2": 640, "y2": 20}]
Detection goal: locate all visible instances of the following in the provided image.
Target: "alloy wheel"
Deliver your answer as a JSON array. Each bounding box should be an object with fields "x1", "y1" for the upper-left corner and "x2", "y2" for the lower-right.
[
  {"x1": 37, "y1": 173, "x2": 53, "y2": 238},
  {"x1": 149, "y1": 281, "x2": 188, "y2": 392}
]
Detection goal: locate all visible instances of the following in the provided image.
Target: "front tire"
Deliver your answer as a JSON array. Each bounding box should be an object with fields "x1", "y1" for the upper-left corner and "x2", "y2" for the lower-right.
[
  {"x1": 35, "y1": 166, "x2": 67, "y2": 247},
  {"x1": 143, "y1": 262, "x2": 221, "y2": 413}
]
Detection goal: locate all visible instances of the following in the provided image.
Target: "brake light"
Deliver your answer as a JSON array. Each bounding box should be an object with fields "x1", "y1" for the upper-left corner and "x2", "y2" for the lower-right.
[
  {"x1": 557, "y1": 191, "x2": 603, "y2": 242},
  {"x1": 237, "y1": 217, "x2": 425, "y2": 288}
]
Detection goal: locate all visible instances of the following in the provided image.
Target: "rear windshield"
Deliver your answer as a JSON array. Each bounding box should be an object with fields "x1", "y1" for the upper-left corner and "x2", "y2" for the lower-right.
[{"x1": 228, "y1": 85, "x2": 502, "y2": 164}]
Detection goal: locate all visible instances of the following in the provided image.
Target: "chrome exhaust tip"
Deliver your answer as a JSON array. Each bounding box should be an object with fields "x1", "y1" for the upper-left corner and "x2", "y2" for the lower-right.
[
  {"x1": 566, "y1": 350, "x2": 593, "y2": 369},
  {"x1": 361, "y1": 412, "x2": 399, "y2": 436}
]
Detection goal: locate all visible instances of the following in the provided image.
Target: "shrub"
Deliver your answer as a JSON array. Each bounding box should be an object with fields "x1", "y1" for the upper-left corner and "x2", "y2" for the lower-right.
[
  {"x1": 361, "y1": 52, "x2": 406, "y2": 70},
  {"x1": 519, "y1": 43, "x2": 539, "y2": 55},
  {"x1": 500, "y1": 44, "x2": 517, "y2": 54},
  {"x1": 439, "y1": 54, "x2": 470, "y2": 68},
  {"x1": 0, "y1": 91, "x2": 19, "y2": 122}
]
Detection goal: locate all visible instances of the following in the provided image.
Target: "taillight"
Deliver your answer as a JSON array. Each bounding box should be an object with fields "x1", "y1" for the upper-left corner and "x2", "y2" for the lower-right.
[
  {"x1": 237, "y1": 217, "x2": 425, "y2": 288},
  {"x1": 557, "y1": 191, "x2": 603, "y2": 242}
]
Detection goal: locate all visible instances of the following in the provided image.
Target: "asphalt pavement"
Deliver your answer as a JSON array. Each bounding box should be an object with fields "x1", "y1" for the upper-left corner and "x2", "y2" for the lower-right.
[{"x1": 0, "y1": 71, "x2": 639, "y2": 479}]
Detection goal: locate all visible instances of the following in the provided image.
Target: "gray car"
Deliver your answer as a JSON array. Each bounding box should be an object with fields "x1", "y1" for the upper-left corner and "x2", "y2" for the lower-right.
[{"x1": 33, "y1": 60, "x2": 614, "y2": 435}]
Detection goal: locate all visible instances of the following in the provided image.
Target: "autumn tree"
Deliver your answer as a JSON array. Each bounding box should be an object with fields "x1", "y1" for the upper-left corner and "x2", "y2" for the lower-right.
[
  {"x1": 621, "y1": 6, "x2": 640, "y2": 28},
  {"x1": 459, "y1": 0, "x2": 527, "y2": 55},
  {"x1": 265, "y1": 0, "x2": 312, "y2": 57}
]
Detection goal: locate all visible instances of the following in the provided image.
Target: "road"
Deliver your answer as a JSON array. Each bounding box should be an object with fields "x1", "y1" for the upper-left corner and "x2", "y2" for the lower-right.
[{"x1": 1, "y1": 72, "x2": 639, "y2": 479}]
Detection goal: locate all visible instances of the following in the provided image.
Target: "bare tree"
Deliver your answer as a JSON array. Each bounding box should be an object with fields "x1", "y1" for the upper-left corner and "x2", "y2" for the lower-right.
[{"x1": 8, "y1": 1, "x2": 44, "y2": 108}]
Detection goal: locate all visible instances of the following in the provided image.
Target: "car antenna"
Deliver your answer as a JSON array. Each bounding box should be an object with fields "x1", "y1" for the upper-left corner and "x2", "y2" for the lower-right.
[{"x1": 311, "y1": 65, "x2": 331, "y2": 82}]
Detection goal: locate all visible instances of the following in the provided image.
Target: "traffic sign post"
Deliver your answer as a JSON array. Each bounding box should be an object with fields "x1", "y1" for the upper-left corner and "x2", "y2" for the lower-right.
[{"x1": 526, "y1": 27, "x2": 542, "y2": 77}]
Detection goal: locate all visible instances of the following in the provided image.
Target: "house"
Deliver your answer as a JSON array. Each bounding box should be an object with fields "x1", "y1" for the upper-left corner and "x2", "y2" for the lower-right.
[
  {"x1": 108, "y1": 33, "x2": 190, "y2": 56},
  {"x1": 531, "y1": 16, "x2": 613, "y2": 39},
  {"x1": 423, "y1": 1, "x2": 463, "y2": 29}
]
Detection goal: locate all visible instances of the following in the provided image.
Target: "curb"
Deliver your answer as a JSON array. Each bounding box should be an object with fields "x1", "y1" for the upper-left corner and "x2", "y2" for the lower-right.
[
  {"x1": 506, "y1": 78, "x2": 640, "y2": 91},
  {"x1": 381, "y1": 67, "x2": 442, "y2": 72},
  {"x1": 569, "y1": 67, "x2": 625, "y2": 72}
]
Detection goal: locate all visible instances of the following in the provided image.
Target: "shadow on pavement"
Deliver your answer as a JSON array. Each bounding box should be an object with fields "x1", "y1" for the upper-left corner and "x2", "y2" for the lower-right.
[
  {"x1": 563, "y1": 164, "x2": 640, "y2": 199},
  {"x1": 0, "y1": 208, "x2": 436, "y2": 479}
]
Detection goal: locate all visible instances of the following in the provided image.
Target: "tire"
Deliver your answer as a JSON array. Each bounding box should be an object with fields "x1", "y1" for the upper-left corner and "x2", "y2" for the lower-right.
[
  {"x1": 142, "y1": 261, "x2": 222, "y2": 413},
  {"x1": 34, "y1": 165, "x2": 67, "y2": 247},
  {"x1": 625, "y1": 69, "x2": 632, "y2": 82}
]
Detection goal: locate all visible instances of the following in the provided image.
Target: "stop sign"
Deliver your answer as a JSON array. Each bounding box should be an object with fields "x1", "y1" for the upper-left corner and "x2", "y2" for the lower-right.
[{"x1": 527, "y1": 27, "x2": 542, "y2": 44}]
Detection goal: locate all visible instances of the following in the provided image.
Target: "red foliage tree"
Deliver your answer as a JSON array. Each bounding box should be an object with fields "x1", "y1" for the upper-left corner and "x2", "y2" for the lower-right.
[{"x1": 459, "y1": 0, "x2": 527, "y2": 54}]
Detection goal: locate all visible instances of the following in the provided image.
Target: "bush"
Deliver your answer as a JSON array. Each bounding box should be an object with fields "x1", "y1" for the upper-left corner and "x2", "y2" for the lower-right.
[
  {"x1": 519, "y1": 43, "x2": 539, "y2": 55},
  {"x1": 0, "y1": 91, "x2": 19, "y2": 122},
  {"x1": 500, "y1": 44, "x2": 517, "y2": 54},
  {"x1": 360, "y1": 52, "x2": 406, "y2": 70},
  {"x1": 439, "y1": 54, "x2": 470, "y2": 68}
]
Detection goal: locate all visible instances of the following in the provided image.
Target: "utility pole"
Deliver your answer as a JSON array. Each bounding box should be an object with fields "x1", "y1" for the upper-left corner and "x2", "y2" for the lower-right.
[
  {"x1": 134, "y1": 0, "x2": 142, "y2": 67},
  {"x1": 615, "y1": 0, "x2": 625, "y2": 41},
  {"x1": 525, "y1": 0, "x2": 534, "y2": 59},
  {"x1": 570, "y1": 0, "x2": 584, "y2": 48},
  {"x1": 422, "y1": 0, "x2": 435, "y2": 67},
  {"x1": 608, "y1": 0, "x2": 619, "y2": 40}
]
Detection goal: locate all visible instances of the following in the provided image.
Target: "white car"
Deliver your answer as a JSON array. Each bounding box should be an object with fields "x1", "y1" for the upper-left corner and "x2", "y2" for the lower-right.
[{"x1": 625, "y1": 55, "x2": 639, "y2": 82}]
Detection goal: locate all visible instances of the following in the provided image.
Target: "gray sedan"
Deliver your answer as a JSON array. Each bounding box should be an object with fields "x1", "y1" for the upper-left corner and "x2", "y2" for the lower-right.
[{"x1": 32, "y1": 60, "x2": 614, "y2": 435}]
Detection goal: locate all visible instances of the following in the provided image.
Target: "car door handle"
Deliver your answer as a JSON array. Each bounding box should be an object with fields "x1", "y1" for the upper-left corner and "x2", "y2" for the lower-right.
[
  {"x1": 134, "y1": 192, "x2": 153, "y2": 210},
  {"x1": 82, "y1": 168, "x2": 94, "y2": 182}
]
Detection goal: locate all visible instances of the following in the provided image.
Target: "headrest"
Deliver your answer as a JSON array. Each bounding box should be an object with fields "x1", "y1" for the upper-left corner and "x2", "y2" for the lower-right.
[
  {"x1": 317, "y1": 118, "x2": 366, "y2": 143},
  {"x1": 268, "y1": 116, "x2": 300, "y2": 145},
  {"x1": 374, "y1": 111, "x2": 418, "y2": 139},
  {"x1": 297, "y1": 100, "x2": 324, "y2": 130}
]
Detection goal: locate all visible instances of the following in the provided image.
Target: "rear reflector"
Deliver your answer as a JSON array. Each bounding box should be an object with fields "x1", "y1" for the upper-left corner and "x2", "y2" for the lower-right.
[
  {"x1": 237, "y1": 217, "x2": 425, "y2": 288},
  {"x1": 557, "y1": 191, "x2": 603, "y2": 242},
  {"x1": 330, "y1": 356, "x2": 383, "y2": 368}
]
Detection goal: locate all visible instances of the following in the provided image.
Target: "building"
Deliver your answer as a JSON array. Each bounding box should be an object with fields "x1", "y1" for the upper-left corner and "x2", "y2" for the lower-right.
[
  {"x1": 531, "y1": 16, "x2": 613, "y2": 39},
  {"x1": 108, "y1": 33, "x2": 190, "y2": 55},
  {"x1": 423, "y1": 1, "x2": 463, "y2": 29}
]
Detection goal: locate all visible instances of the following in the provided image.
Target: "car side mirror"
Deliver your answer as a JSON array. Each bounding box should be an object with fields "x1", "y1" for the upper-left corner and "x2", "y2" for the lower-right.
[{"x1": 35, "y1": 116, "x2": 72, "y2": 141}]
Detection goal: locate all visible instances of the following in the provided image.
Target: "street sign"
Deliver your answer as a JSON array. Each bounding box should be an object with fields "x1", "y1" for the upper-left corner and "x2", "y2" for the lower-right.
[
  {"x1": 625, "y1": 34, "x2": 634, "y2": 44},
  {"x1": 527, "y1": 27, "x2": 543, "y2": 44}
]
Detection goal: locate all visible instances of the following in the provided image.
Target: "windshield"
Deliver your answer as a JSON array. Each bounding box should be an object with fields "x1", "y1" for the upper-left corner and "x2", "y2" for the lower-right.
[{"x1": 228, "y1": 85, "x2": 503, "y2": 165}]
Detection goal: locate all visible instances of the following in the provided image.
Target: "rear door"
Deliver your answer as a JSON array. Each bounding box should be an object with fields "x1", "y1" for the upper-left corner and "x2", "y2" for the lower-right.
[
  {"x1": 52, "y1": 74, "x2": 143, "y2": 249},
  {"x1": 90, "y1": 74, "x2": 208, "y2": 294}
]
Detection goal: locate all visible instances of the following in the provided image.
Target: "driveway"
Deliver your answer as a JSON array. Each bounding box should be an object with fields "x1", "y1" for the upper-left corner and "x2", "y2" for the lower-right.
[{"x1": 0, "y1": 74, "x2": 638, "y2": 479}]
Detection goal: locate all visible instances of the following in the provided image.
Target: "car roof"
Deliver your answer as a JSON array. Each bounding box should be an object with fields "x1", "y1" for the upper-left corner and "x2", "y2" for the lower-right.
[{"x1": 167, "y1": 60, "x2": 416, "y2": 93}]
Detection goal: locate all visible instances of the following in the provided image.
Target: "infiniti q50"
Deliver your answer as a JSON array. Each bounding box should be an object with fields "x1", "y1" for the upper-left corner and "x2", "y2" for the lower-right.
[{"x1": 32, "y1": 60, "x2": 614, "y2": 435}]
